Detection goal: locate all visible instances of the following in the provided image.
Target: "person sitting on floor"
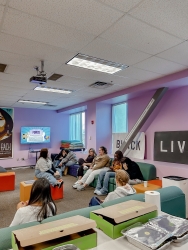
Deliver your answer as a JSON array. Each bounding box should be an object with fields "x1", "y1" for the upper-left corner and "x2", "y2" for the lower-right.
[
  {"x1": 122, "y1": 157, "x2": 144, "y2": 184},
  {"x1": 10, "y1": 178, "x2": 57, "y2": 226},
  {"x1": 53, "y1": 149, "x2": 65, "y2": 168},
  {"x1": 77, "y1": 148, "x2": 97, "y2": 180},
  {"x1": 73, "y1": 146, "x2": 110, "y2": 191},
  {"x1": 94, "y1": 150, "x2": 123, "y2": 196},
  {"x1": 58, "y1": 149, "x2": 77, "y2": 176},
  {"x1": 89, "y1": 170, "x2": 136, "y2": 206},
  {"x1": 35, "y1": 148, "x2": 63, "y2": 188}
]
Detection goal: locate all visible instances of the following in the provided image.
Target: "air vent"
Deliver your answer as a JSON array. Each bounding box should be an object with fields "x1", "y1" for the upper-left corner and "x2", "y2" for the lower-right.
[
  {"x1": 44, "y1": 104, "x2": 57, "y2": 107},
  {"x1": 0, "y1": 63, "x2": 7, "y2": 72},
  {"x1": 89, "y1": 81, "x2": 113, "y2": 89},
  {"x1": 48, "y1": 74, "x2": 63, "y2": 81}
]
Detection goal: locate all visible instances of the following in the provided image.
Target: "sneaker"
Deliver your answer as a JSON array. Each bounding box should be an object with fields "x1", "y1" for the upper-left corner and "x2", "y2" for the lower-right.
[
  {"x1": 77, "y1": 184, "x2": 85, "y2": 191},
  {"x1": 83, "y1": 166, "x2": 88, "y2": 170},
  {"x1": 72, "y1": 181, "x2": 81, "y2": 189},
  {"x1": 94, "y1": 189, "x2": 99, "y2": 194},
  {"x1": 96, "y1": 190, "x2": 107, "y2": 196}
]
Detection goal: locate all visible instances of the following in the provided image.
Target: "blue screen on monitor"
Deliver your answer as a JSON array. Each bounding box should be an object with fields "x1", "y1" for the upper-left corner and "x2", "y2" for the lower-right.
[{"x1": 21, "y1": 127, "x2": 50, "y2": 144}]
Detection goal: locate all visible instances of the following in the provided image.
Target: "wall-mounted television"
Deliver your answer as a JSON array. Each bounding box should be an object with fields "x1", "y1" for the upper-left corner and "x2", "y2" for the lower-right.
[{"x1": 21, "y1": 127, "x2": 50, "y2": 144}]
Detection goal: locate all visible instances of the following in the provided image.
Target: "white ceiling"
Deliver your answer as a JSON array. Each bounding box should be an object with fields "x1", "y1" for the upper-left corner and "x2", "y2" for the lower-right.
[{"x1": 0, "y1": 0, "x2": 187, "y2": 110}]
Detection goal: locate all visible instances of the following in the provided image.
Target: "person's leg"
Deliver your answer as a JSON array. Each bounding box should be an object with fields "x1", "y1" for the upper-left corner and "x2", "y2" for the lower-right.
[
  {"x1": 98, "y1": 172, "x2": 116, "y2": 195},
  {"x1": 72, "y1": 169, "x2": 92, "y2": 189},
  {"x1": 77, "y1": 167, "x2": 109, "y2": 191},
  {"x1": 77, "y1": 165, "x2": 84, "y2": 179},
  {"x1": 94, "y1": 169, "x2": 109, "y2": 192},
  {"x1": 36, "y1": 171, "x2": 57, "y2": 186},
  {"x1": 56, "y1": 167, "x2": 63, "y2": 177}
]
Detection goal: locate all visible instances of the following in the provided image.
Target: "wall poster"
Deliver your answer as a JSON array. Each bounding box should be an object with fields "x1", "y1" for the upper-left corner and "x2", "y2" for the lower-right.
[
  {"x1": 113, "y1": 132, "x2": 145, "y2": 159},
  {"x1": 0, "y1": 108, "x2": 14, "y2": 159}
]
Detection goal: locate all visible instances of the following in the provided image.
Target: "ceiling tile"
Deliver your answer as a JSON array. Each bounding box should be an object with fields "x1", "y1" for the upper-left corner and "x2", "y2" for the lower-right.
[
  {"x1": 100, "y1": 15, "x2": 183, "y2": 55},
  {"x1": 81, "y1": 37, "x2": 151, "y2": 66},
  {"x1": 0, "y1": 33, "x2": 76, "y2": 63},
  {"x1": 13, "y1": 102, "x2": 43, "y2": 108},
  {"x1": 130, "y1": 0, "x2": 188, "y2": 40},
  {"x1": 98, "y1": 0, "x2": 142, "y2": 12},
  {"x1": 0, "y1": 80, "x2": 33, "y2": 90},
  {"x1": 3, "y1": 8, "x2": 95, "y2": 51},
  {"x1": 134, "y1": 57, "x2": 187, "y2": 75},
  {"x1": 157, "y1": 41, "x2": 188, "y2": 66},
  {"x1": 117, "y1": 66, "x2": 163, "y2": 81},
  {"x1": 0, "y1": 86, "x2": 28, "y2": 96},
  {"x1": 9, "y1": 0, "x2": 123, "y2": 35}
]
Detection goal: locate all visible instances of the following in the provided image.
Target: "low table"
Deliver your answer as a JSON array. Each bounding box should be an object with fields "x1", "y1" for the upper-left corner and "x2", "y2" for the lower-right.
[
  {"x1": 20, "y1": 181, "x2": 33, "y2": 201},
  {"x1": 133, "y1": 183, "x2": 161, "y2": 193}
]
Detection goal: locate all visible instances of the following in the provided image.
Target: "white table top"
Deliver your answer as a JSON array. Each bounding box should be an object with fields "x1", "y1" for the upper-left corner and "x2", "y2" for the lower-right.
[{"x1": 91, "y1": 228, "x2": 188, "y2": 250}]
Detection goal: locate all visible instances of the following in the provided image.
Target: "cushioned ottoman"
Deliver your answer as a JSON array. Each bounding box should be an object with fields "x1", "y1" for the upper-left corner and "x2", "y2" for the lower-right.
[
  {"x1": 0, "y1": 172, "x2": 15, "y2": 191},
  {"x1": 68, "y1": 164, "x2": 79, "y2": 177},
  {"x1": 20, "y1": 181, "x2": 63, "y2": 201}
]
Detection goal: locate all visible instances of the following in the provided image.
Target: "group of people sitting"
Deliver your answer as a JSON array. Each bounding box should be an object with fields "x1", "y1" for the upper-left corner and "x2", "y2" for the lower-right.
[{"x1": 10, "y1": 146, "x2": 143, "y2": 226}]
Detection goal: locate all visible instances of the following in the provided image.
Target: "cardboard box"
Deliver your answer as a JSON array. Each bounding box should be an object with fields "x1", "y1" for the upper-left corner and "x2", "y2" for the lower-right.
[
  {"x1": 90, "y1": 200, "x2": 158, "y2": 239},
  {"x1": 12, "y1": 215, "x2": 97, "y2": 250}
]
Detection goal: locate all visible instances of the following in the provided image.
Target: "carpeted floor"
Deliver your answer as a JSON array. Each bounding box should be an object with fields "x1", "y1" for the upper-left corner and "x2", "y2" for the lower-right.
[{"x1": 0, "y1": 168, "x2": 106, "y2": 228}]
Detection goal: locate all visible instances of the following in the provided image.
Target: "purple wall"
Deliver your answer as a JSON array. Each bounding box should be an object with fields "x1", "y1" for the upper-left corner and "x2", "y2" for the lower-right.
[
  {"x1": 75, "y1": 86, "x2": 188, "y2": 179},
  {"x1": 1, "y1": 107, "x2": 69, "y2": 168}
]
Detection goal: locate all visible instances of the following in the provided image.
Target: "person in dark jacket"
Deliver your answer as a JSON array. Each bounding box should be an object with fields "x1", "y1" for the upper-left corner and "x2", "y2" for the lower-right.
[
  {"x1": 53, "y1": 149, "x2": 65, "y2": 169},
  {"x1": 122, "y1": 157, "x2": 144, "y2": 184},
  {"x1": 77, "y1": 148, "x2": 97, "y2": 180}
]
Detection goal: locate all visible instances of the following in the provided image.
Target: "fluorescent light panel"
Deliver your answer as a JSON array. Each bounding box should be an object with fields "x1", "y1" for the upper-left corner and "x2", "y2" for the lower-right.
[
  {"x1": 18, "y1": 100, "x2": 47, "y2": 105},
  {"x1": 66, "y1": 53, "x2": 128, "y2": 74},
  {"x1": 34, "y1": 86, "x2": 72, "y2": 94}
]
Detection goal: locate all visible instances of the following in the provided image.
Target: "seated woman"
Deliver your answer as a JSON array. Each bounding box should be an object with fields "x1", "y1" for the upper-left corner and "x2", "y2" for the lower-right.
[
  {"x1": 58, "y1": 149, "x2": 77, "y2": 176},
  {"x1": 35, "y1": 148, "x2": 63, "y2": 187},
  {"x1": 122, "y1": 157, "x2": 144, "y2": 184},
  {"x1": 89, "y1": 170, "x2": 136, "y2": 206},
  {"x1": 10, "y1": 178, "x2": 57, "y2": 226},
  {"x1": 73, "y1": 146, "x2": 110, "y2": 191},
  {"x1": 95, "y1": 154, "x2": 143, "y2": 195},
  {"x1": 77, "y1": 148, "x2": 97, "y2": 180},
  {"x1": 94, "y1": 150, "x2": 123, "y2": 195}
]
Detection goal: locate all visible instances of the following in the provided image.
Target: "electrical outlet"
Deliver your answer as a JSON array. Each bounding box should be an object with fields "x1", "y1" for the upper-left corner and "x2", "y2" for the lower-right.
[{"x1": 21, "y1": 158, "x2": 24, "y2": 161}]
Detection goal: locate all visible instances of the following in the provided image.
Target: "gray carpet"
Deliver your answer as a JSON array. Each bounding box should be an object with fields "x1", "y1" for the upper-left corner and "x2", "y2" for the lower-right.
[{"x1": 0, "y1": 168, "x2": 105, "y2": 228}]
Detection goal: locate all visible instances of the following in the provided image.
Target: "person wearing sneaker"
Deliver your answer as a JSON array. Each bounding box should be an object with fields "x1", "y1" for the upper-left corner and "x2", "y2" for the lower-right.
[
  {"x1": 35, "y1": 148, "x2": 64, "y2": 188},
  {"x1": 76, "y1": 148, "x2": 97, "y2": 181},
  {"x1": 94, "y1": 150, "x2": 123, "y2": 196},
  {"x1": 58, "y1": 149, "x2": 77, "y2": 176},
  {"x1": 10, "y1": 178, "x2": 57, "y2": 226},
  {"x1": 74, "y1": 146, "x2": 110, "y2": 191},
  {"x1": 89, "y1": 170, "x2": 136, "y2": 206}
]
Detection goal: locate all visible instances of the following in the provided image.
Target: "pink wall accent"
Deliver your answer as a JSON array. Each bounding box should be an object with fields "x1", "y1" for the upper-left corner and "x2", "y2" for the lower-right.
[{"x1": 0, "y1": 108, "x2": 69, "y2": 168}]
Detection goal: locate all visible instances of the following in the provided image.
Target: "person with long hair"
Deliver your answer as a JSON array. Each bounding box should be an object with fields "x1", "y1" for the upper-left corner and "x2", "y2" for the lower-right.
[
  {"x1": 94, "y1": 150, "x2": 123, "y2": 195},
  {"x1": 58, "y1": 149, "x2": 77, "y2": 176},
  {"x1": 121, "y1": 157, "x2": 144, "y2": 184},
  {"x1": 10, "y1": 178, "x2": 57, "y2": 226},
  {"x1": 73, "y1": 146, "x2": 110, "y2": 191},
  {"x1": 35, "y1": 148, "x2": 63, "y2": 187},
  {"x1": 89, "y1": 170, "x2": 136, "y2": 206},
  {"x1": 76, "y1": 148, "x2": 97, "y2": 181}
]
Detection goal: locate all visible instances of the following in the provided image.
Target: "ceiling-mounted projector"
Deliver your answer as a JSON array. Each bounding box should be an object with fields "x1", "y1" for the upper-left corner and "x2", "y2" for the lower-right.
[
  {"x1": 30, "y1": 60, "x2": 47, "y2": 85},
  {"x1": 30, "y1": 75, "x2": 47, "y2": 85}
]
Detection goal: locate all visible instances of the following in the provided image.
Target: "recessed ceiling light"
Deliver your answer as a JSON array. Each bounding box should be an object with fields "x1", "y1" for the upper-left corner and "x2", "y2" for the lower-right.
[
  {"x1": 66, "y1": 53, "x2": 128, "y2": 74},
  {"x1": 34, "y1": 86, "x2": 72, "y2": 94},
  {"x1": 18, "y1": 100, "x2": 47, "y2": 105}
]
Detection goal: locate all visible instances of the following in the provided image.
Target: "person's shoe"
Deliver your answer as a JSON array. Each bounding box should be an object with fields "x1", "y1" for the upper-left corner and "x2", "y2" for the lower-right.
[
  {"x1": 77, "y1": 184, "x2": 85, "y2": 191},
  {"x1": 96, "y1": 190, "x2": 107, "y2": 196},
  {"x1": 94, "y1": 189, "x2": 99, "y2": 194},
  {"x1": 63, "y1": 167, "x2": 68, "y2": 176},
  {"x1": 72, "y1": 180, "x2": 81, "y2": 189},
  {"x1": 83, "y1": 166, "x2": 88, "y2": 170},
  {"x1": 57, "y1": 180, "x2": 64, "y2": 189}
]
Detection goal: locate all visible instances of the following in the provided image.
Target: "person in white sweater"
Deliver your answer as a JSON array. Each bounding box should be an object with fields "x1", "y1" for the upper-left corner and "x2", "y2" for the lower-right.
[
  {"x1": 89, "y1": 169, "x2": 136, "y2": 206},
  {"x1": 10, "y1": 178, "x2": 57, "y2": 226},
  {"x1": 35, "y1": 148, "x2": 63, "y2": 187}
]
